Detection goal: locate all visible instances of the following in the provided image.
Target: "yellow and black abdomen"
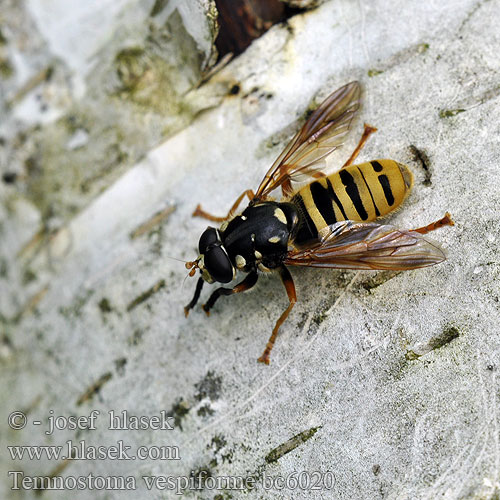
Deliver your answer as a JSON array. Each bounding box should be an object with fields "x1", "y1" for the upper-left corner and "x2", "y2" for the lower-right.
[{"x1": 291, "y1": 159, "x2": 413, "y2": 245}]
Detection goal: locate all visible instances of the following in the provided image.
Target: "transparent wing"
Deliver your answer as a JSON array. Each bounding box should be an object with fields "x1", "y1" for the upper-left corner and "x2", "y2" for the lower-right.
[
  {"x1": 285, "y1": 220, "x2": 447, "y2": 270},
  {"x1": 253, "y1": 81, "x2": 361, "y2": 201}
]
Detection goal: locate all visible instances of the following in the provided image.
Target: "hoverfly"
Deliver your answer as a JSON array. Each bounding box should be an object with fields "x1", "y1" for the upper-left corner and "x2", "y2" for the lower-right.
[{"x1": 184, "y1": 81, "x2": 453, "y2": 364}]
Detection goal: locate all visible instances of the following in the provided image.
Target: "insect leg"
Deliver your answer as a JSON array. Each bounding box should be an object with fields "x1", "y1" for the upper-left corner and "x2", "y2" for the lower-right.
[
  {"x1": 258, "y1": 266, "x2": 296, "y2": 365},
  {"x1": 202, "y1": 270, "x2": 258, "y2": 315},
  {"x1": 412, "y1": 212, "x2": 454, "y2": 234},
  {"x1": 184, "y1": 277, "x2": 204, "y2": 317},
  {"x1": 192, "y1": 190, "x2": 256, "y2": 222},
  {"x1": 341, "y1": 123, "x2": 378, "y2": 168}
]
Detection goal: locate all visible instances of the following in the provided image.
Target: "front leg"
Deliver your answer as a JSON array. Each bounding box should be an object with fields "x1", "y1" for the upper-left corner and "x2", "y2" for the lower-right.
[
  {"x1": 184, "y1": 277, "x2": 204, "y2": 317},
  {"x1": 258, "y1": 266, "x2": 297, "y2": 365},
  {"x1": 193, "y1": 189, "x2": 256, "y2": 222},
  {"x1": 203, "y1": 270, "x2": 258, "y2": 314}
]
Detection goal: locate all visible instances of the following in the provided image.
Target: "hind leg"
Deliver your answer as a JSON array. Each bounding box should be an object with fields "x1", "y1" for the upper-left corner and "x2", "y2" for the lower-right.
[
  {"x1": 341, "y1": 123, "x2": 378, "y2": 168},
  {"x1": 412, "y1": 212, "x2": 454, "y2": 234},
  {"x1": 258, "y1": 266, "x2": 296, "y2": 365}
]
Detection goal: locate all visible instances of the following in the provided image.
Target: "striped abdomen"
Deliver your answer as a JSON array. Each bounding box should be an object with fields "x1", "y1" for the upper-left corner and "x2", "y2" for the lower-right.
[{"x1": 291, "y1": 159, "x2": 413, "y2": 245}]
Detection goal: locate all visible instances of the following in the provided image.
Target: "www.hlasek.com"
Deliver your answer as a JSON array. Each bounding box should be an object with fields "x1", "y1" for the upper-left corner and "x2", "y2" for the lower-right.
[
  {"x1": 7, "y1": 439, "x2": 180, "y2": 461},
  {"x1": 9, "y1": 470, "x2": 335, "y2": 494}
]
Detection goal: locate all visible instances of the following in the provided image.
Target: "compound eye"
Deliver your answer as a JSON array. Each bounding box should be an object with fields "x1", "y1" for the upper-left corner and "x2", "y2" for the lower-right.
[
  {"x1": 198, "y1": 227, "x2": 219, "y2": 254},
  {"x1": 204, "y1": 246, "x2": 234, "y2": 283}
]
